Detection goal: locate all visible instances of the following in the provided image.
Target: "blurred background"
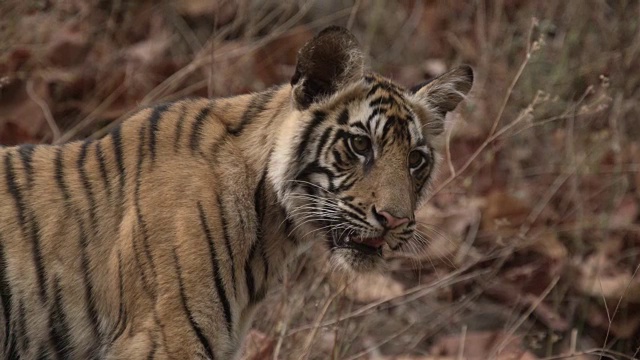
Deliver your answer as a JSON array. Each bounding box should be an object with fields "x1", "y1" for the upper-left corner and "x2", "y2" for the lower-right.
[{"x1": 1, "y1": 0, "x2": 639, "y2": 358}]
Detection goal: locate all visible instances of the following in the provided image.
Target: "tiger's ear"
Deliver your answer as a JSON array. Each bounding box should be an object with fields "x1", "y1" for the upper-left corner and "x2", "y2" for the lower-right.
[
  {"x1": 291, "y1": 26, "x2": 365, "y2": 109},
  {"x1": 411, "y1": 65, "x2": 474, "y2": 135}
]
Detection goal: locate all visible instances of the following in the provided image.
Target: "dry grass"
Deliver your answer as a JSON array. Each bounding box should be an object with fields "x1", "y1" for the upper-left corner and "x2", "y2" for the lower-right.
[{"x1": 1, "y1": 0, "x2": 639, "y2": 358}]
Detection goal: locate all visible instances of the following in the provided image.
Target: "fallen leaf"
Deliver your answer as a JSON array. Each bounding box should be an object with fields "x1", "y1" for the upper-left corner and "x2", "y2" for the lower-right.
[
  {"x1": 485, "y1": 276, "x2": 569, "y2": 332},
  {"x1": 125, "y1": 33, "x2": 172, "y2": 66},
  {"x1": 239, "y1": 329, "x2": 274, "y2": 360},
  {"x1": 610, "y1": 195, "x2": 639, "y2": 228},
  {"x1": 585, "y1": 302, "x2": 640, "y2": 338},
  {"x1": 430, "y1": 331, "x2": 538, "y2": 360},
  {"x1": 481, "y1": 191, "x2": 531, "y2": 236},
  {"x1": 46, "y1": 23, "x2": 89, "y2": 67},
  {"x1": 575, "y1": 245, "x2": 640, "y2": 303},
  {"x1": 409, "y1": 198, "x2": 483, "y2": 264},
  {"x1": 340, "y1": 272, "x2": 405, "y2": 303},
  {"x1": 0, "y1": 78, "x2": 52, "y2": 145},
  {"x1": 377, "y1": 355, "x2": 455, "y2": 360},
  {"x1": 526, "y1": 229, "x2": 567, "y2": 261},
  {"x1": 173, "y1": 0, "x2": 237, "y2": 24}
]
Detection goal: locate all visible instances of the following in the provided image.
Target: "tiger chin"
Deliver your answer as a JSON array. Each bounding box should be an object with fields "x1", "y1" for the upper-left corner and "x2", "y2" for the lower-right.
[{"x1": 0, "y1": 26, "x2": 472, "y2": 359}]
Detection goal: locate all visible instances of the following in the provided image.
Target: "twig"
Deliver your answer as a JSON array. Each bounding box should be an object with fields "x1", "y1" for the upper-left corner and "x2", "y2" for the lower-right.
[
  {"x1": 56, "y1": 84, "x2": 127, "y2": 144},
  {"x1": 344, "y1": 320, "x2": 416, "y2": 360},
  {"x1": 539, "y1": 347, "x2": 639, "y2": 360},
  {"x1": 298, "y1": 283, "x2": 346, "y2": 359},
  {"x1": 569, "y1": 328, "x2": 577, "y2": 355},
  {"x1": 428, "y1": 17, "x2": 542, "y2": 201},
  {"x1": 456, "y1": 324, "x2": 467, "y2": 360},
  {"x1": 599, "y1": 263, "x2": 640, "y2": 360},
  {"x1": 287, "y1": 265, "x2": 488, "y2": 336},
  {"x1": 488, "y1": 276, "x2": 560, "y2": 359},
  {"x1": 346, "y1": 0, "x2": 361, "y2": 30},
  {"x1": 488, "y1": 17, "x2": 539, "y2": 137},
  {"x1": 26, "y1": 79, "x2": 60, "y2": 142}
]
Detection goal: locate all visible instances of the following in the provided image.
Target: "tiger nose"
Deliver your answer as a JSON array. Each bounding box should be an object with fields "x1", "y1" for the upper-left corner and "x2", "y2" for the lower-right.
[{"x1": 373, "y1": 207, "x2": 410, "y2": 229}]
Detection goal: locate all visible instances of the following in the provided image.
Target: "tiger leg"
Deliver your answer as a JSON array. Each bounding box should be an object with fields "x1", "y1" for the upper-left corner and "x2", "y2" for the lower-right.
[{"x1": 107, "y1": 312, "x2": 214, "y2": 360}]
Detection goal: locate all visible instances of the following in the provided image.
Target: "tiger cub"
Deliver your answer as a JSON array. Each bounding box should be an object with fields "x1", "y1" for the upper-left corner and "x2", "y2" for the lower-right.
[{"x1": 0, "y1": 26, "x2": 473, "y2": 359}]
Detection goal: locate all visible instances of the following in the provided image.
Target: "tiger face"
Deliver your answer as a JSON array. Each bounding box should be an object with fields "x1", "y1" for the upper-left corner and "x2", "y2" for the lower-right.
[{"x1": 271, "y1": 27, "x2": 473, "y2": 272}]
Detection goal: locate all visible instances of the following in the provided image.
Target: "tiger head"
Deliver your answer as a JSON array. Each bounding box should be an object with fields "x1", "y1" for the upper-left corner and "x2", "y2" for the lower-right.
[{"x1": 270, "y1": 26, "x2": 473, "y2": 272}]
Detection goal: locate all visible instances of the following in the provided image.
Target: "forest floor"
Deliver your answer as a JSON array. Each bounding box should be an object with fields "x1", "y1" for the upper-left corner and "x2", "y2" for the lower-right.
[{"x1": 1, "y1": 1, "x2": 639, "y2": 359}]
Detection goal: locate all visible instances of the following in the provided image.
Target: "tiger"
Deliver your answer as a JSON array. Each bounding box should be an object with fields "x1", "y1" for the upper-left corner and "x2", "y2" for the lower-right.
[{"x1": 0, "y1": 26, "x2": 473, "y2": 359}]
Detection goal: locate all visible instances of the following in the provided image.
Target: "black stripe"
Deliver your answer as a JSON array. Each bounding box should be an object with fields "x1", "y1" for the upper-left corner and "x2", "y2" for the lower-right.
[
  {"x1": 147, "y1": 335, "x2": 157, "y2": 360},
  {"x1": 134, "y1": 125, "x2": 158, "y2": 296},
  {"x1": 172, "y1": 248, "x2": 215, "y2": 360},
  {"x1": 258, "y1": 241, "x2": 269, "y2": 301},
  {"x1": 197, "y1": 202, "x2": 233, "y2": 334},
  {"x1": 16, "y1": 301, "x2": 27, "y2": 353},
  {"x1": 173, "y1": 102, "x2": 189, "y2": 153},
  {"x1": 54, "y1": 149, "x2": 70, "y2": 203},
  {"x1": 111, "y1": 127, "x2": 126, "y2": 208},
  {"x1": 49, "y1": 277, "x2": 73, "y2": 359},
  {"x1": 228, "y1": 90, "x2": 275, "y2": 136},
  {"x1": 295, "y1": 162, "x2": 336, "y2": 192},
  {"x1": 314, "y1": 127, "x2": 333, "y2": 159},
  {"x1": 342, "y1": 199, "x2": 367, "y2": 218},
  {"x1": 335, "y1": 176, "x2": 359, "y2": 193},
  {"x1": 369, "y1": 95, "x2": 395, "y2": 108},
  {"x1": 337, "y1": 107, "x2": 349, "y2": 125},
  {"x1": 189, "y1": 104, "x2": 214, "y2": 153},
  {"x1": 217, "y1": 198, "x2": 237, "y2": 299},
  {"x1": 148, "y1": 104, "x2": 170, "y2": 162},
  {"x1": 0, "y1": 240, "x2": 13, "y2": 356},
  {"x1": 36, "y1": 345, "x2": 47, "y2": 360},
  {"x1": 77, "y1": 229, "x2": 101, "y2": 342},
  {"x1": 244, "y1": 243, "x2": 257, "y2": 304},
  {"x1": 332, "y1": 149, "x2": 347, "y2": 169},
  {"x1": 246, "y1": 170, "x2": 267, "y2": 304},
  {"x1": 367, "y1": 81, "x2": 402, "y2": 98},
  {"x1": 254, "y1": 169, "x2": 267, "y2": 224},
  {"x1": 283, "y1": 218, "x2": 294, "y2": 240},
  {"x1": 78, "y1": 141, "x2": 99, "y2": 232},
  {"x1": 340, "y1": 210, "x2": 370, "y2": 228},
  {"x1": 296, "y1": 111, "x2": 327, "y2": 162},
  {"x1": 17, "y1": 144, "x2": 36, "y2": 187},
  {"x1": 94, "y1": 141, "x2": 112, "y2": 200},
  {"x1": 56, "y1": 148, "x2": 101, "y2": 340},
  {"x1": 6, "y1": 333, "x2": 17, "y2": 359},
  {"x1": 152, "y1": 312, "x2": 170, "y2": 360},
  {"x1": 366, "y1": 108, "x2": 382, "y2": 124},
  {"x1": 4, "y1": 152, "x2": 48, "y2": 303},
  {"x1": 130, "y1": 233, "x2": 154, "y2": 299},
  {"x1": 110, "y1": 251, "x2": 127, "y2": 342},
  {"x1": 55, "y1": 147, "x2": 99, "y2": 344},
  {"x1": 381, "y1": 116, "x2": 398, "y2": 141}
]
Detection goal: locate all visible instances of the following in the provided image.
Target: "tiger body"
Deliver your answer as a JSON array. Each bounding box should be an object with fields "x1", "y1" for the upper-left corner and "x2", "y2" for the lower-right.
[{"x1": 0, "y1": 27, "x2": 473, "y2": 359}]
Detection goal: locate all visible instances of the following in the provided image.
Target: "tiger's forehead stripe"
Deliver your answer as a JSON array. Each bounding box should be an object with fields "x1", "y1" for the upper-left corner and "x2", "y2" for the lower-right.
[{"x1": 355, "y1": 79, "x2": 424, "y2": 152}]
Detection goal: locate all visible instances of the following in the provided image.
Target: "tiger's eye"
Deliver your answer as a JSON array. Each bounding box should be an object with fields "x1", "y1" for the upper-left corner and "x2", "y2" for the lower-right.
[
  {"x1": 351, "y1": 135, "x2": 371, "y2": 155},
  {"x1": 408, "y1": 150, "x2": 423, "y2": 168}
]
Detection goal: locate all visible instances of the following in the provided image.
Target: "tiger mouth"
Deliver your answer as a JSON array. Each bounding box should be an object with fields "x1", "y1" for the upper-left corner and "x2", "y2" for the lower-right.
[{"x1": 331, "y1": 232, "x2": 385, "y2": 256}]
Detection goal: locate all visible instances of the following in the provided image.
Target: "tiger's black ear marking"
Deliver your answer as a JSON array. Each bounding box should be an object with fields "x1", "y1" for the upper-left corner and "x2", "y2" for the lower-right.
[
  {"x1": 291, "y1": 26, "x2": 365, "y2": 110},
  {"x1": 411, "y1": 65, "x2": 474, "y2": 135}
]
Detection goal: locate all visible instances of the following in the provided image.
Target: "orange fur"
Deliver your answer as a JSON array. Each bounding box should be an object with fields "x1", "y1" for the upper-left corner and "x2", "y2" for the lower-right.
[{"x1": 0, "y1": 27, "x2": 472, "y2": 359}]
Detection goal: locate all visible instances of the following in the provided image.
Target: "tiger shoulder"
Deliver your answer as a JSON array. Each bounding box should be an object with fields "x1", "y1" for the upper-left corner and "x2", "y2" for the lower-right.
[{"x1": 0, "y1": 26, "x2": 473, "y2": 359}]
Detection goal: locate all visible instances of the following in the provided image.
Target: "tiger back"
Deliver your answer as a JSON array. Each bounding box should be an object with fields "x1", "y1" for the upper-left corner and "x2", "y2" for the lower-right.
[{"x1": 0, "y1": 26, "x2": 473, "y2": 359}]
